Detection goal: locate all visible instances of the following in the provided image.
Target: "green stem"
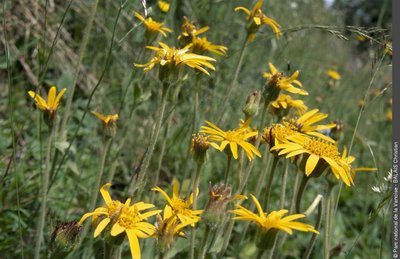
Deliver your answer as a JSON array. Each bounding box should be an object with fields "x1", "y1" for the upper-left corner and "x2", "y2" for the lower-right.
[
  {"x1": 129, "y1": 83, "x2": 171, "y2": 198},
  {"x1": 324, "y1": 190, "x2": 333, "y2": 259},
  {"x1": 34, "y1": 126, "x2": 54, "y2": 259},
  {"x1": 190, "y1": 163, "x2": 202, "y2": 259},
  {"x1": 264, "y1": 156, "x2": 279, "y2": 211},
  {"x1": 60, "y1": 0, "x2": 100, "y2": 133},
  {"x1": 295, "y1": 174, "x2": 309, "y2": 213},
  {"x1": 224, "y1": 155, "x2": 232, "y2": 185},
  {"x1": 217, "y1": 36, "x2": 248, "y2": 121},
  {"x1": 199, "y1": 225, "x2": 211, "y2": 259},
  {"x1": 218, "y1": 218, "x2": 235, "y2": 257},
  {"x1": 88, "y1": 138, "x2": 112, "y2": 211},
  {"x1": 302, "y1": 197, "x2": 323, "y2": 259},
  {"x1": 289, "y1": 168, "x2": 301, "y2": 213},
  {"x1": 104, "y1": 242, "x2": 121, "y2": 259}
]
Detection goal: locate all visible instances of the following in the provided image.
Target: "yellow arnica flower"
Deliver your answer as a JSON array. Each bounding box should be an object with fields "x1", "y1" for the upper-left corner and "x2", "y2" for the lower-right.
[
  {"x1": 271, "y1": 135, "x2": 354, "y2": 186},
  {"x1": 154, "y1": 206, "x2": 197, "y2": 251},
  {"x1": 134, "y1": 12, "x2": 172, "y2": 37},
  {"x1": 262, "y1": 123, "x2": 301, "y2": 147},
  {"x1": 326, "y1": 69, "x2": 341, "y2": 80},
  {"x1": 178, "y1": 16, "x2": 209, "y2": 39},
  {"x1": 158, "y1": 0, "x2": 170, "y2": 13},
  {"x1": 79, "y1": 183, "x2": 161, "y2": 259},
  {"x1": 200, "y1": 119, "x2": 262, "y2": 161},
  {"x1": 283, "y1": 109, "x2": 336, "y2": 142},
  {"x1": 270, "y1": 94, "x2": 308, "y2": 114},
  {"x1": 264, "y1": 62, "x2": 308, "y2": 96},
  {"x1": 152, "y1": 180, "x2": 203, "y2": 224},
  {"x1": 134, "y1": 42, "x2": 216, "y2": 75},
  {"x1": 384, "y1": 41, "x2": 392, "y2": 57},
  {"x1": 91, "y1": 111, "x2": 119, "y2": 125},
  {"x1": 235, "y1": 0, "x2": 282, "y2": 42},
  {"x1": 230, "y1": 194, "x2": 319, "y2": 234},
  {"x1": 190, "y1": 37, "x2": 228, "y2": 56},
  {"x1": 341, "y1": 146, "x2": 377, "y2": 180},
  {"x1": 386, "y1": 110, "x2": 392, "y2": 122},
  {"x1": 28, "y1": 86, "x2": 66, "y2": 115}
]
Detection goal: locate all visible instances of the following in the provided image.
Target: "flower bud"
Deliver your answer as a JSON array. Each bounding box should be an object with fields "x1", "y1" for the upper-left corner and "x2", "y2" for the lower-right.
[
  {"x1": 49, "y1": 221, "x2": 82, "y2": 258},
  {"x1": 243, "y1": 91, "x2": 261, "y2": 119},
  {"x1": 191, "y1": 134, "x2": 210, "y2": 166}
]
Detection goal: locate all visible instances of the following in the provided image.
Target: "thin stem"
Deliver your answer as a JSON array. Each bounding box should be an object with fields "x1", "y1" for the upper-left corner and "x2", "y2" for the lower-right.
[
  {"x1": 324, "y1": 191, "x2": 333, "y2": 259},
  {"x1": 289, "y1": 168, "x2": 301, "y2": 213},
  {"x1": 34, "y1": 126, "x2": 54, "y2": 259},
  {"x1": 217, "y1": 36, "x2": 248, "y2": 122},
  {"x1": 199, "y1": 225, "x2": 211, "y2": 259},
  {"x1": 189, "y1": 163, "x2": 202, "y2": 259},
  {"x1": 60, "y1": 0, "x2": 100, "y2": 133},
  {"x1": 296, "y1": 174, "x2": 309, "y2": 213},
  {"x1": 104, "y1": 242, "x2": 121, "y2": 259},
  {"x1": 302, "y1": 197, "x2": 323, "y2": 259},
  {"x1": 88, "y1": 138, "x2": 112, "y2": 211},
  {"x1": 264, "y1": 156, "x2": 279, "y2": 211},
  {"x1": 130, "y1": 83, "x2": 171, "y2": 198},
  {"x1": 218, "y1": 218, "x2": 235, "y2": 257},
  {"x1": 224, "y1": 155, "x2": 232, "y2": 185}
]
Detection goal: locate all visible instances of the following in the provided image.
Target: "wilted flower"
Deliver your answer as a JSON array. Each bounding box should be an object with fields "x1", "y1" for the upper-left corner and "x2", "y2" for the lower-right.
[
  {"x1": 243, "y1": 91, "x2": 261, "y2": 119},
  {"x1": 134, "y1": 12, "x2": 172, "y2": 37},
  {"x1": 191, "y1": 133, "x2": 211, "y2": 166},
  {"x1": 49, "y1": 221, "x2": 82, "y2": 257},
  {"x1": 91, "y1": 111, "x2": 119, "y2": 137},
  {"x1": 28, "y1": 86, "x2": 66, "y2": 126},
  {"x1": 203, "y1": 183, "x2": 246, "y2": 228}
]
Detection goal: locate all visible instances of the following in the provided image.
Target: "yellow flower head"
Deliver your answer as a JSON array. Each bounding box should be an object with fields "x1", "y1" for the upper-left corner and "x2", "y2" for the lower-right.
[
  {"x1": 134, "y1": 42, "x2": 216, "y2": 77},
  {"x1": 270, "y1": 94, "x2": 308, "y2": 116},
  {"x1": 235, "y1": 0, "x2": 282, "y2": 42},
  {"x1": 178, "y1": 16, "x2": 209, "y2": 40},
  {"x1": 158, "y1": 0, "x2": 170, "y2": 13},
  {"x1": 152, "y1": 180, "x2": 203, "y2": 225},
  {"x1": 91, "y1": 111, "x2": 119, "y2": 125},
  {"x1": 340, "y1": 146, "x2": 377, "y2": 180},
  {"x1": 283, "y1": 109, "x2": 336, "y2": 142},
  {"x1": 263, "y1": 63, "x2": 308, "y2": 100},
  {"x1": 28, "y1": 86, "x2": 66, "y2": 116},
  {"x1": 384, "y1": 41, "x2": 392, "y2": 57},
  {"x1": 200, "y1": 119, "x2": 262, "y2": 161},
  {"x1": 154, "y1": 206, "x2": 197, "y2": 251},
  {"x1": 326, "y1": 69, "x2": 341, "y2": 80},
  {"x1": 78, "y1": 183, "x2": 161, "y2": 259},
  {"x1": 230, "y1": 194, "x2": 318, "y2": 234},
  {"x1": 271, "y1": 135, "x2": 354, "y2": 186},
  {"x1": 190, "y1": 37, "x2": 228, "y2": 56},
  {"x1": 262, "y1": 123, "x2": 300, "y2": 148},
  {"x1": 134, "y1": 12, "x2": 172, "y2": 37},
  {"x1": 386, "y1": 110, "x2": 392, "y2": 122}
]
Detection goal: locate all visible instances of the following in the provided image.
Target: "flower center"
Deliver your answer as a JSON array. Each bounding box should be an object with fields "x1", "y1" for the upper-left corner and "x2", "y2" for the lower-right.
[{"x1": 303, "y1": 138, "x2": 340, "y2": 159}]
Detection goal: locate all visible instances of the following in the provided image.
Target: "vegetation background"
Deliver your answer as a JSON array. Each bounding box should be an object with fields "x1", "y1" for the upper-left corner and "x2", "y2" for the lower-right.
[{"x1": 0, "y1": 0, "x2": 392, "y2": 258}]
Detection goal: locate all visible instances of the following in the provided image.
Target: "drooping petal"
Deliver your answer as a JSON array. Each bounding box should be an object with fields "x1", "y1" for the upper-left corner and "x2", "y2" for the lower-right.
[
  {"x1": 94, "y1": 218, "x2": 110, "y2": 238},
  {"x1": 126, "y1": 229, "x2": 141, "y2": 259}
]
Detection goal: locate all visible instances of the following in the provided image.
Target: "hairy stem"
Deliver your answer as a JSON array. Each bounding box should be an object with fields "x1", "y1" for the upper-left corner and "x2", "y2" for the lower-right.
[{"x1": 189, "y1": 163, "x2": 202, "y2": 259}]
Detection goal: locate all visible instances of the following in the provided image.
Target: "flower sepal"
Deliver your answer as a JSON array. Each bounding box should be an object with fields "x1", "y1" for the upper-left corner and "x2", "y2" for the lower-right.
[{"x1": 256, "y1": 228, "x2": 278, "y2": 250}]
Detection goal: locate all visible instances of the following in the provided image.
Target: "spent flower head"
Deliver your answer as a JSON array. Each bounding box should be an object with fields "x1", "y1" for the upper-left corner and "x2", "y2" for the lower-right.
[
  {"x1": 235, "y1": 0, "x2": 282, "y2": 42},
  {"x1": 191, "y1": 133, "x2": 210, "y2": 165},
  {"x1": 243, "y1": 91, "x2": 261, "y2": 119},
  {"x1": 50, "y1": 221, "x2": 82, "y2": 257}
]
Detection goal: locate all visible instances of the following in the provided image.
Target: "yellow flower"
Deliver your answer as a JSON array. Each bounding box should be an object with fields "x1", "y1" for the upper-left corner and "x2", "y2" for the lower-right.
[
  {"x1": 386, "y1": 110, "x2": 392, "y2": 122},
  {"x1": 78, "y1": 183, "x2": 161, "y2": 259},
  {"x1": 134, "y1": 12, "x2": 172, "y2": 37},
  {"x1": 270, "y1": 94, "x2": 308, "y2": 115},
  {"x1": 271, "y1": 135, "x2": 353, "y2": 186},
  {"x1": 28, "y1": 86, "x2": 66, "y2": 116},
  {"x1": 200, "y1": 119, "x2": 262, "y2": 161},
  {"x1": 283, "y1": 109, "x2": 336, "y2": 142},
  {"x1": 384, "y1": 41, "x2": 392, "y2": 57},
  {"x1": 134, "y1": 42, "x2": 216, "y2": 76},
  {"x1": 152, "y1": 180, "x2": 203, "y2": 224},
  {"x1": 190, "y1": 37, "x2": 228, "y2": 56},
  {"x1": 263, "y1": 62, "x2": 308, "y2": 96},
  {"x1": 178, "y1": 16, "x2": 209, "y2": 40},
  {"x1": 235, "y1": 0, "x2": 282, "y2": 42},
  {"x1": 326, "y1": 69, "x2": 341, "y2": 80},
  {"x1": 340, "y1": 147, "x2": 377, "y2": 180},
  {"x1": 91, "y1": 111, "x2": 119, "y2": 125},
  {"x1": 230, "y1": 194, "x2": 319, "y2": 234},
  {"x1": 154, "y1": 206, "x2": 197, "y2": 251},
  {"x1": 262, "y1": 123, "x2": 301, "y2": 147},
  {"x1": 158, "y1": 0, "x2": 170, "y2": 13}
]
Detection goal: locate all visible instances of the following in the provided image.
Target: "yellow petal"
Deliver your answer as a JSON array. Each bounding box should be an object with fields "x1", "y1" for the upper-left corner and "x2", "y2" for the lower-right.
[
  {"x1": 230, "y1": 142, "x2": 238, "y2": 159},
  {"x1": 94, "y1": 218, "x2": 110, "y2": 238},
  {"x1": 47, "y1": 86, "x2": 56, "y2": 109},
  {"x1": 126, "y1": 229, "x2": 141, "y2": 259},
  {"x1": 110, "y1": 223, "x2": 125, "y2": 236},
  {"x1": 28, "y1": 91, "x2": 48, "y2": 110},
  {"x1": 305, "y1": 154, "x2": 319, "y2": 176},
  {"x1": 53, "y1": 88, "x2": 66, "y2": 110},
  {"x1": 100, "y1": 183, "x2": 113, "y2": 205}
]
